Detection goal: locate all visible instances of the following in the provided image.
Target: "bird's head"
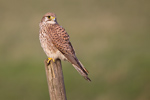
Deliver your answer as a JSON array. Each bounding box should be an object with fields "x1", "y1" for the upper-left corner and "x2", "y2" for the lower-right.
[{"x1": 41, "y1": 12, "x2": 57, "y2": 24}]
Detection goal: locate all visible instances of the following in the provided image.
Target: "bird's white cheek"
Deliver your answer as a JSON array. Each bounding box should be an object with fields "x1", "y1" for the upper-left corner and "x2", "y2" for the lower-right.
[{"x1": 47, "y1": 21, "x2": 56, "y2": 24}]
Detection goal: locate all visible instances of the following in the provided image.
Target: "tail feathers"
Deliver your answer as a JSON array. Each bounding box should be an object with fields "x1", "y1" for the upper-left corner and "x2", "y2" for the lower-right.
[
  {"x1": 64, "y1": 54, "x2": 91, "y2": 81},
  {"x1": 78, "y1": 61, "x2": 89, "y2": 74},
  {"x1": 72, "y1": 61, "x2": 91, "y2": 82}
]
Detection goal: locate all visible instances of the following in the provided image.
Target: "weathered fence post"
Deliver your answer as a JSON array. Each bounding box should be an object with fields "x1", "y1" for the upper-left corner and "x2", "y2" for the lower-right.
[{"x1": 44, "y1": 59, "x2": 67, "y2": 100}]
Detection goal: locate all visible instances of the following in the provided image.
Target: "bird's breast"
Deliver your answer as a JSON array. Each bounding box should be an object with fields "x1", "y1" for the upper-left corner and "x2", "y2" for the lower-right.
[{"x1": 39, "y1": 30, "x2": 67, "y2": 60}]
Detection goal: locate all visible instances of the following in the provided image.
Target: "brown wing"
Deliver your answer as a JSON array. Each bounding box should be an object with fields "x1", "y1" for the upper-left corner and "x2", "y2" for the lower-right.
[
  {"x1": 48, "y1": 24, "x2": 75, "y2": 56},
  {"x1": 47, "y1": 24, "x2": 91, "y2": 81}
]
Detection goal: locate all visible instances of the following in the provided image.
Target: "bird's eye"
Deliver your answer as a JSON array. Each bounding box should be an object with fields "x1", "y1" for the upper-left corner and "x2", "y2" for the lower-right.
[{"x1": 47, "y1": 16, "x2": 51, "y2": 19}]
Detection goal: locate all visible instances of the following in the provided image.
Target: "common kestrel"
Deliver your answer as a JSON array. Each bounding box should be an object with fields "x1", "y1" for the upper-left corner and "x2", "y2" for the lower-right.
[{"x1": 39, "y1": 12, "x2": 91, "y2": 81}]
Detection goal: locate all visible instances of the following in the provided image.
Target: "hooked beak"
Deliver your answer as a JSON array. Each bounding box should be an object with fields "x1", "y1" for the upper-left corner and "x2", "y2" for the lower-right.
[{"x1": 51, "y1": 16, "x2": 55, "y2": 21}]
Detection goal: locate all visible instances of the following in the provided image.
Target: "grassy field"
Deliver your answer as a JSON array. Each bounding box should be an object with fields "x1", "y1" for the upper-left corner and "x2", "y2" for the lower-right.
[{"x1": 0, "y1": 0, "x2": 150, "y2": 100}]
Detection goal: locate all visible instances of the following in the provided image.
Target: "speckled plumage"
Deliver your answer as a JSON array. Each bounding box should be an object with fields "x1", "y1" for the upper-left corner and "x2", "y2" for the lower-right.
[{"x1": 39, "y1": 12, "x2": 91, "y2": 81}]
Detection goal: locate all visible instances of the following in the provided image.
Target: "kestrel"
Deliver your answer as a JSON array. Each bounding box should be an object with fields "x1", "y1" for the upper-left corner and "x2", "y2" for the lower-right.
[{"x1": 39, "y1": 12, "x2": 91, "y2": 81}]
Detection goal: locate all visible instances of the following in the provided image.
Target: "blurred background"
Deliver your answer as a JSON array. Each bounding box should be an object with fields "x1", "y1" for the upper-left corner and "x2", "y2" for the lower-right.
[{"x1": 0, "y1": 0, "x2": 150, "y2": 100}]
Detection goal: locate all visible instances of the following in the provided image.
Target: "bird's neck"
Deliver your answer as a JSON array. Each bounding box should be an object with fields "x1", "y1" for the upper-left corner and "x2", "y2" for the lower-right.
[{"x1": 46, "y1": 21, "x2": 57, "y2": 24}]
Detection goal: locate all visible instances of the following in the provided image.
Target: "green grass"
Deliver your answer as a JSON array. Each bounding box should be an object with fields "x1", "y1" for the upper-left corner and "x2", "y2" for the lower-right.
[{"x1": 0, "y1": 0, "x2": 150, "y2": 100}]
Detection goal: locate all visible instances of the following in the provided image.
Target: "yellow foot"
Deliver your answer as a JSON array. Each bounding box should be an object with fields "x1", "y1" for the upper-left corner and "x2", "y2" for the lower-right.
[{"x1": 47, "y1": 58, "x2": 55, "y2": 64}]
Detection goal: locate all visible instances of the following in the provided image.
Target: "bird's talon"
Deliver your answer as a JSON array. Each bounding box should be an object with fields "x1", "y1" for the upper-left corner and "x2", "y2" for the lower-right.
[{"x1": 47, "y1": 58, "x2": 55, "y2": 64}]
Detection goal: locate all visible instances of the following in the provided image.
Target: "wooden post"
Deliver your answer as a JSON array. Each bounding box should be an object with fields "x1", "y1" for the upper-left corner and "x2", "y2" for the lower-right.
[{"x1": 44, "y1": 59, "x2": 67, "y2": 100}]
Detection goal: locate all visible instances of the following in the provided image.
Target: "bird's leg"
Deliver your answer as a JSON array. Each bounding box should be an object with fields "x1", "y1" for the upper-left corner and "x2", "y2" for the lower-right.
[
  {"x1": 47, "y1": 58, "x2": 55, "y2": 64},
  {"x1": 47, "y1": 58, "x2": 55, "y2": 78}
]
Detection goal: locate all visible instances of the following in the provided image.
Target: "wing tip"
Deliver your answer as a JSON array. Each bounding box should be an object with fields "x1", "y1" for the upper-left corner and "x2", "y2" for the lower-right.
[
  {"x1": 84, "y1": 76, "x2": 92, "y2": 82},
  {"x1": 72, "y1": 64, "x2": 91, "y2": 82}
]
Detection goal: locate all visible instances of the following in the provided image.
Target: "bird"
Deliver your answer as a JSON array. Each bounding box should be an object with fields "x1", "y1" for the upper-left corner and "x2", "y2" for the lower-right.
[{"x1": 39, "y1": 12, "x2": 91, "y2": 81}]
